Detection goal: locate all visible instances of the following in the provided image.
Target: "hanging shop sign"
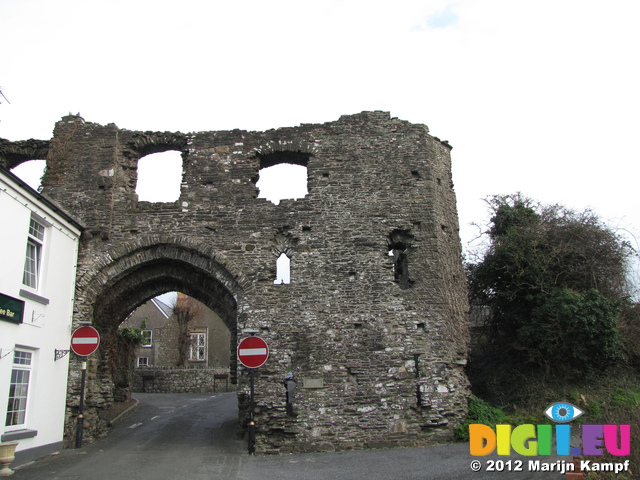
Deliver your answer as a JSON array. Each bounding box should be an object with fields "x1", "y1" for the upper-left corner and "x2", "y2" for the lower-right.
[{"x1": 0, "y1": 293, "x2": 24, "y2": 324}]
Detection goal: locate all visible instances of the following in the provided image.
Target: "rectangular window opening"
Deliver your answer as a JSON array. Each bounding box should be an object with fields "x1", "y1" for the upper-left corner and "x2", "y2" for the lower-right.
[
  {"x1": 6, "y1": 350, "x2": 33, "y2": 428},
  {"x1": 23, "y1": 218, "x2": 46, "y2": 289},
  {"x1": 189, "y1": 332, "x2": 207, "y2": 362},
  {"x1": 141, "y1": 330, "x2": 153, "y2": 347},
  {"x1": 135, "y1": 150, "x2": 183, "y2": 202}
]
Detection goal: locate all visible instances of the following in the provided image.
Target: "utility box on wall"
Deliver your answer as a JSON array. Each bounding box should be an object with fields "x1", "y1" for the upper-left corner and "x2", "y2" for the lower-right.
[{"x1": 1, "y1": 111, "x2": 470, "y2": 453}]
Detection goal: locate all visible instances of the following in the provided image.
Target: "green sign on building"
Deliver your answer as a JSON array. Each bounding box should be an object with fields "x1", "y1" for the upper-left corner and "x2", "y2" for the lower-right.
[{"x1": 0, "y1": 293, "x2": 24, "y2": 324}]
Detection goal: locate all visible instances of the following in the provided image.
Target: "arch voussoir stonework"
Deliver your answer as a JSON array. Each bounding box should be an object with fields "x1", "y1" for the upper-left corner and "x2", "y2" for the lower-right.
[{"x1": 76, "y1": 237, "x2": 246, "y2": 326}]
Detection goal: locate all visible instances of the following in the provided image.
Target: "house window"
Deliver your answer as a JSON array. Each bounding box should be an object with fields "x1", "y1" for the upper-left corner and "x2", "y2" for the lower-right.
[
  {"x1": 5, "y1": 350, "x2": 33, "y2": 427},
  {"x1": 141, "y1": 330, "x2": 153, "y2": 347},
  {"x1": 137, "y1": 357, "x2": 149, "y2": 367},
  {"x1": 189, "y1": 332, "x2": 206, "y2": 361},
  {"x1": 23, "y1": 217, "x2": 45, "y2": 289}
]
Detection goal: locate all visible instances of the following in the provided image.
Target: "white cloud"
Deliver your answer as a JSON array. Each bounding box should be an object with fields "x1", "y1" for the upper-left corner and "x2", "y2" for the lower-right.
[{"x1": 417, "y1": 3, "x2": 459, "y2": 30}]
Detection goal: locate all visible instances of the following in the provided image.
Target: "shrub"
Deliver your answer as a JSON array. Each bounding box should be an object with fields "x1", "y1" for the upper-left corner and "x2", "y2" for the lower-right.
[
  {"x1": 455, "y1": 396, "x2": 506, "y2": 441},
  {"x1": 118, "y1": 326, "x2": 145, "y2": 345},
  {"x1": 467, "y1": 194, "x2": 632, "y2": 377}
]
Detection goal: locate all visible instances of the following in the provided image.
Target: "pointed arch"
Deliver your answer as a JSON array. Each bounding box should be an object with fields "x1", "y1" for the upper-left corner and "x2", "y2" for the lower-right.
[{"x1": 75, "y1": 238, "x2": 248, "y2": 387}]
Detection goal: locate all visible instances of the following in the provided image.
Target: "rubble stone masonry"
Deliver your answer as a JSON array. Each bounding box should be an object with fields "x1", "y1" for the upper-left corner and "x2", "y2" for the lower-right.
[{"x1": 1, "y1": 111, "x2": 470, "y2": 452}]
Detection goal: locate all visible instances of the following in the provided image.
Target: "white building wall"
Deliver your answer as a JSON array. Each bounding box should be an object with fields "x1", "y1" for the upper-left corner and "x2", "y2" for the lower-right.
[{"x1": 0, "y1": 168, "x2": 82, "y2": 464}]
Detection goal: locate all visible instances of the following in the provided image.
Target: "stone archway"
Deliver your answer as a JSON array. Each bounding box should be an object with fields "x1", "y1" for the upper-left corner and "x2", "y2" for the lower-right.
[{"x1": 66, "y1": 238, "x2": 248, "y2": 444}]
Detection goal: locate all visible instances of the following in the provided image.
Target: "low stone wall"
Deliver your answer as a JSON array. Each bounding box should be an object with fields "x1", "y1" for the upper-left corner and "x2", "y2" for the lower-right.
[{"x1": 132, "y1": 367, "x2": 233, "y2": 393}]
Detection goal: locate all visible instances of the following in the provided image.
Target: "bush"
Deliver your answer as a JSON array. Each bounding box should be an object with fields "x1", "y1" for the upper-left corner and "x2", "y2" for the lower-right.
[
  {"x1": 467, "y1": 194, "x2": 632, "y2": 377},
  {"x1": 455, "y1": 396, "x2": 506, "y2": 441},
  {"x1": 519, "y1": 288, "x2": 624, "y2": 375},
  {"x1": 118, "y1": 326, "x2": 145, "y2": 345},
  {"x1": 619, "y1": 303, "x2": 640, "y2": 366}
]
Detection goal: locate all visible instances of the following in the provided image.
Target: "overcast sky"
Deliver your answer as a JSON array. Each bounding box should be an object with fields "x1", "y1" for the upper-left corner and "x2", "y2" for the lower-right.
[{"x1": 2, "y1": 0, "x2": 639, "y2": 277}]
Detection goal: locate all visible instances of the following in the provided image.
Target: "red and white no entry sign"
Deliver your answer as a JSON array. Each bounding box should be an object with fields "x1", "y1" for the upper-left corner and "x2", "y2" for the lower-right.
[
  {"x1": 71, "y1": 326, "x2": 101, "y2": 356},
  {"x1": 237, "y1": 336, "x2": 269, "y2": 368}
]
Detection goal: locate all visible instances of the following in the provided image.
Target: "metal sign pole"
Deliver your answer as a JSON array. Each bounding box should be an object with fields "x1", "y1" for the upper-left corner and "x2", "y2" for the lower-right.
[
  {"x1": 69, "y1": 326, "x2": 100, "y2": 450},
  {"x1": 75, "y1": 359, "x2": 87, "y2": 449},
  {"x1": 237, "y1": 333, "x2": 267, "y2": 455},
  {"x1": 248, "y1": 367, "x2": 256, "y2": 454}
]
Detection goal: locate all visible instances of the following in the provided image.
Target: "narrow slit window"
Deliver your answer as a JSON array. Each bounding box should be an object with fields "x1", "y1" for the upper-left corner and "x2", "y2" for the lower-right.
[
  {"x1": 274, "y1": 253, "x2": 291, "y2": 284},
  {"x1": 388, "y1": 229, "x2": 414, "y2": 289},
  {"x1": 136, "y1": 150, "x2": 183, "y2": 202},
  {"x1": 389, "y1": 247, "x2": 411, "y2": 289}
]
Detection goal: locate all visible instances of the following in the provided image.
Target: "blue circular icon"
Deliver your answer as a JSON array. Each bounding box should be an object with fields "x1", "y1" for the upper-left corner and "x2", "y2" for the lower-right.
[{"x1": 544, "y1": 402, "x2": 584, "y2": 423}]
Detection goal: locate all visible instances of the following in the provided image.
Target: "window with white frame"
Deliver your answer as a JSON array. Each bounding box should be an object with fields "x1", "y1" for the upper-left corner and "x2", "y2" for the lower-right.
[
  {"x1": 189, "y1": 332, "x2": 206, "y2": 361},
  {"x1": 141, "y1": 330, "x2": 153, "y2": 347},
  {"x1": 137, "y1": 357, "x2": 149, "y2": 367},
  {"x1": 22, "y1": 217, "x2": 46, "y2": 289},
  {"x1": 5, "y1": 350, "x2": 33, "y2": 427}
]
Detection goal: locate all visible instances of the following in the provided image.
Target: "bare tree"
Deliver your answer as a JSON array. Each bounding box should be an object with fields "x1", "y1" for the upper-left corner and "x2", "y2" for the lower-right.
[{"x1": 171, "y1": 294, "x2": 201, "y2": 366}]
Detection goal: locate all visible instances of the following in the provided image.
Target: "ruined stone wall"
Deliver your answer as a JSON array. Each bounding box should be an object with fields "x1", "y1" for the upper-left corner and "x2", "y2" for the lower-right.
[{"x1": 1, "y1": 111, "x2": 470, "y2": 452}]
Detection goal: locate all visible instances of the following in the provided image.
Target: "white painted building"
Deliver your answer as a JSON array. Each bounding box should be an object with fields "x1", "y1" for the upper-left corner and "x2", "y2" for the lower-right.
[{"x1": 0, "y1": 165, "x2": 82, "y2": 465}]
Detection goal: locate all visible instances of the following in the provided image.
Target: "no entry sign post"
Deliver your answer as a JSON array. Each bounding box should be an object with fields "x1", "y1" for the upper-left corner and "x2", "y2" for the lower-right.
[
  {"x1": 70, "y1": 326, "x2": 100, "y2": 449},
  {"x1": 237, "y1": 335, "x2": 269, "y2": 454}
]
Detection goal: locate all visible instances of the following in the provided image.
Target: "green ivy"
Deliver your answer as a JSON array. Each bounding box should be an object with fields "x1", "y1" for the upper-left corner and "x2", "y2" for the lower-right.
[{"x1": 118, "y1": 327, "x2": 145, "y2": 345}]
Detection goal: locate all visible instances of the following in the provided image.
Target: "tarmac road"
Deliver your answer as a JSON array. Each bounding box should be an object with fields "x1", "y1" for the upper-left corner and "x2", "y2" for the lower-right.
[{"x1": 14, "y1": 393, "x2": 564, "y2": 479}]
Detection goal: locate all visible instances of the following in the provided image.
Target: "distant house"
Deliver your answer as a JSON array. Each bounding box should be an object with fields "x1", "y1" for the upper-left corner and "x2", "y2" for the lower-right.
[
  {"x1": 121, "y1": 293, "x2": 231, "y2": 369},
  {"x1": 0, "y1": 165, "x2": 82, "y2": 465},
  {"x1": 123, "y1": 297, "x2": 172, "y2": 367}
]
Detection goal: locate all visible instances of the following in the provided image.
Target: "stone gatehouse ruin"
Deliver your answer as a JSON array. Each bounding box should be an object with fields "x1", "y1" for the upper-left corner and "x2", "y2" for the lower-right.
[{"x1": 1, "y1": 111, "x2": 470, "y2": 453}]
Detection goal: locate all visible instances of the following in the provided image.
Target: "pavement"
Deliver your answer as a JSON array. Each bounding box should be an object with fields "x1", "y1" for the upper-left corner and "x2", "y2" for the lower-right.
[{"x1": 12, "y1": 393, "x2": 565, "y2": 479}]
